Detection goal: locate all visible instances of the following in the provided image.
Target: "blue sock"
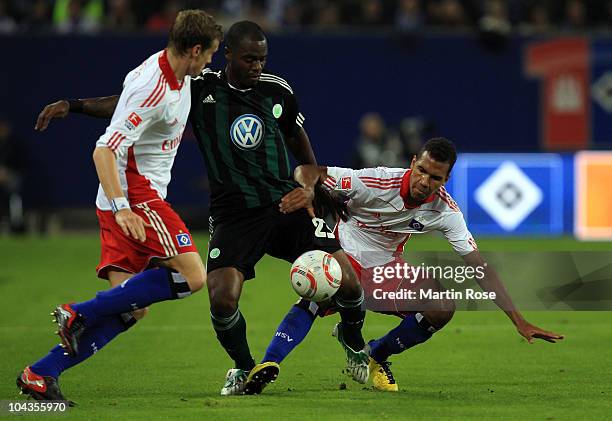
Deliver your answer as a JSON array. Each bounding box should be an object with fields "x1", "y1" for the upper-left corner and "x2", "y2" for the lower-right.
[
  {"x1": 368, "y1": 313, "x2": 434, "y2": 363},
  {"x1": 262, "y1": 305, "x2": 315, "y2": 364},
  {"x1": 73, "y1": 268, "x2": 180, "y2": 325},
  {"x1": 30, "y1": 314, "x2": 134, "y2": 378}
]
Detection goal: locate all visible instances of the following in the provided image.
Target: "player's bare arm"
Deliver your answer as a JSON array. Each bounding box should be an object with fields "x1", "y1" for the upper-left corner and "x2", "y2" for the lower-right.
[
  {"x1": 35, "y1": 95, "x2": 120, "y2": 131},
  {"x1": 280, "y1": 164, "x2": 327, "y2": 215},
  {"x1": 285, "y1": 128, "x2": 317, "y2": 166},
  {"x1": 462, "y1": 250, "x2": 564, "y2": 343},
  {"x1": 279, "y1": 129, "x2": 319, "y2": 214},
  {"x1": 92, "y1": 146, "x2": 150, "y2": 242}
]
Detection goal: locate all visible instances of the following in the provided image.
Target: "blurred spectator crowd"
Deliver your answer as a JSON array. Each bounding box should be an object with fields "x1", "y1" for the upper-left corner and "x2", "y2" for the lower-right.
[
  {"x1": 1, "y1": 0, "x2": 612, "y2": 35},
  {"x1": 351, "y1": 112, "x2": 435, "y2": 169}
]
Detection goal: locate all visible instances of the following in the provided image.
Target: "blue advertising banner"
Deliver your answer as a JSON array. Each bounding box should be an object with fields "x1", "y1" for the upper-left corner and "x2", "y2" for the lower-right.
[
  {"x1": 590, "y1": 39, "x2": 612, "y2": 148},
  {"x1": 449, "y1": 154, "x2": 565, "y2": 235}
]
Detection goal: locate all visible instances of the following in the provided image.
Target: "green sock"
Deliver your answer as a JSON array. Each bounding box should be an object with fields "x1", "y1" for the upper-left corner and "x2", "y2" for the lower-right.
[{"x1": 211, "y1": 309, "x2": 255, "y2": 371}]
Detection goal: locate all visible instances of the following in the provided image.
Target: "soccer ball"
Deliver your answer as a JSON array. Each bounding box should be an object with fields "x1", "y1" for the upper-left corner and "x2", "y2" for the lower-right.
[{"x1": 290, "y1": 250, "x2": 342, "y2": 302}]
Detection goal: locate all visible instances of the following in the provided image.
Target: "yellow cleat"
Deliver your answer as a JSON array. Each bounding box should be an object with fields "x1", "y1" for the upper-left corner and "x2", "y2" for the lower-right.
[
  {"x1": 244, "y1": 362, "x2": 280, "y2": 395},
  {"x1": 369, "y1": 359, "x2": 398, "y2": 392}
]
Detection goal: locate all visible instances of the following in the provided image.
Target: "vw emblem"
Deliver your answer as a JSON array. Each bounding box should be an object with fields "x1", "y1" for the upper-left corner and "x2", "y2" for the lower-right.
[{"x1": 230, "y1": 114, "x2": 265, "y2": 150}]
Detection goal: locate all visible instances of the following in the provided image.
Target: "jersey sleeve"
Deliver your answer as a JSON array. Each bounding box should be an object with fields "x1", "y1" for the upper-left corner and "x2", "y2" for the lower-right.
[
  {"x1": 440, "y1": 211, "x2": 478, "y2": 256},
  {"x1": 278, "y1": 90, "x2": 304, "y2": 138},
  {"x1": 95, "y1": 78, "x2": 165, "y2": 156},
  {"x1": 321, "y1": 167, "x2": 382, "y2": 204}
]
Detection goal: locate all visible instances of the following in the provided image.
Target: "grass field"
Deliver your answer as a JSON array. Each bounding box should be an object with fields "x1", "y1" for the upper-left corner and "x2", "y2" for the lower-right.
[{"x1": 1, "y1": 234, "x2": 611, "y2": 420}]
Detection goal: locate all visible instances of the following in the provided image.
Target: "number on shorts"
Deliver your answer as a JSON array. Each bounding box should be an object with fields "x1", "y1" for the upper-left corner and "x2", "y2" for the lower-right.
[{"x1": 312, "y1": 217, "x2": 335, "y2": 239}]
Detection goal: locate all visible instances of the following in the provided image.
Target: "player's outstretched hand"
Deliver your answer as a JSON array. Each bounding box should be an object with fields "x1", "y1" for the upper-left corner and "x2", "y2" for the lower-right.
[
  {"x1": 35, "y1": 100, "x2": 70, "y2": 131},
  {"x1": 114, "y1": 209, "x2": 152, "y2": 242},
  {"x1": 280, "y1": 187, "x2": 314, "y2": 215},
  {"x1": 516, "y1": 321, "x2": 564, "y2": 344}
]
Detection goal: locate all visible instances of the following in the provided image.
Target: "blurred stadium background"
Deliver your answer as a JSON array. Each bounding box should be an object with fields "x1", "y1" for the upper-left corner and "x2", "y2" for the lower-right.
[{"x1": 0, "y1": 0, "x2": 611, "y2": 238}]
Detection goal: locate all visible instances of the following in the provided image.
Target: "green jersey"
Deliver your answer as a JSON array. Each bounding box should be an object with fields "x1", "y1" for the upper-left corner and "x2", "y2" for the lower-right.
[{"x1": 190, "y1": 69, "x2": 305, "y2": 214}]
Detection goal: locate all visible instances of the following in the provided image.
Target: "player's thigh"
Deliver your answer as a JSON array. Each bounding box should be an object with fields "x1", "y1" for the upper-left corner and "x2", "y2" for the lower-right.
[
  {"x1": 108, "y1": 271, "x2": 133, "y2": 287},
  {"x1": 159, "y1": 251, "x2": 206, "y2": 292},
  {"x1": 369, "y1": 265, "x2": 455, "y2": 326},
  {"x1": 360, "y1": 256, "x2": 432, "y2": 314}
]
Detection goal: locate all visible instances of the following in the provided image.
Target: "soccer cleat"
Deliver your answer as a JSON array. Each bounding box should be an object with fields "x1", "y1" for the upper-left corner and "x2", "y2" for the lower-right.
[
  {"x1": 52, "y1": 304, "x2": 86, "y2": 357},
  {"x1": 16, "y1": 367, "x2": 75, "y2": 406},
  {"x1": 244, "y1": 362, "x2": 280, "y2": 395},
  {"x1": 332, "y1": 323, "x2": 369, "y2": 384},
  {"x1": 220, "y1": 368, "x2": 248, "y2": 396},
  {"x1": 369, "y1": 359, "x2": 399, "y2": 392}
]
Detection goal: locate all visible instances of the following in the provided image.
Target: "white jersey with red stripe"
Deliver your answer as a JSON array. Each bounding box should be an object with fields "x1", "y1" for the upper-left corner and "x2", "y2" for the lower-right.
[
  {"x1": 95, "y1": 49, "x2": 190, "y2": 211},
  {"x1": 322, "y1": 166, "x2": 477, "y2": 268}
]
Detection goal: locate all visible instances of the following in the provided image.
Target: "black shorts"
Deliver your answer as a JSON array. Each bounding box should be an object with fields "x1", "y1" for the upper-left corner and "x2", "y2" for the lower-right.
[{"x1": 207, "y1": 204, "x2": 341, "y2": 280}]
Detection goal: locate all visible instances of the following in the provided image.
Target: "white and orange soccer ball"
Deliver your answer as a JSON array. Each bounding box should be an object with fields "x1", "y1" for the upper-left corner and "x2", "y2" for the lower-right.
[{"x1": 290, "y1": 250, "x2": 342, "y2": 302}]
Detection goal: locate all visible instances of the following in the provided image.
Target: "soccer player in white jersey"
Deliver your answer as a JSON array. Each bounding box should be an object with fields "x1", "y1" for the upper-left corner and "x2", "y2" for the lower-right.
[
  {"x1": 246, "y1": 137, "x2": 564, "y2": 393},
  {"x1": 17, "y1": 10, "x2": 222, "y2": 403}
]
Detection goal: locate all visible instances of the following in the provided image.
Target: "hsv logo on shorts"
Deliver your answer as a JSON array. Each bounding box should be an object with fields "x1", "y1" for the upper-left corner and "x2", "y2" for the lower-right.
[
  {"x1": 125, "y1": 112, "x2": 143, "y2": 131},
  {"x1": 176, "y1": 233, "x2": 192, "y2": 247},
  {"x1": 341, "y1": 177, "x2": 352, "y2": 190}
]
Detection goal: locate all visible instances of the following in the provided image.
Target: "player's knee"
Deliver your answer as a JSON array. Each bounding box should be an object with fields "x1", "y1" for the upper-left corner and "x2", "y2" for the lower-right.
[
  {"x1": 172, "y1": 262, "x2": 206, "y2": 293},
  {"x1": 446, "y1": 298, "x2": 456, "y2": 315},
  {"x1": 206, "y1": 268, "x2": 243, "y2": 315},
  {"x1": 184, "y1": 272, "x2": 205, "y2": 293},
  {"x1": 133, "y1": 307, "x2": 149, "y2": 320},
  {"x1": 422, "y1": 303, "x2": 455, "y2": 330},
  {"x1": 207, "y1": 283, "x2": 239, "y2": 316},
  {"x1": 209, "y1": 285, "x2": 238, "y2": 314},
  {"x1": 164, "y1": 253, "x2": 206, "y2": 293},
  {"x1": 209, "y1": 296, "x2": 238, "y2": 316},
  {"x1": 339, "y1": 283, "x2": 362, "y2": 303}
]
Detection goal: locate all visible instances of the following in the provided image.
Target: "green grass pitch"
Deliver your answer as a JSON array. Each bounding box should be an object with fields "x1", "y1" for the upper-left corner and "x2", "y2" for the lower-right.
[{"x1": 1, "y1": 234, "x2": 611, "y2": 419}]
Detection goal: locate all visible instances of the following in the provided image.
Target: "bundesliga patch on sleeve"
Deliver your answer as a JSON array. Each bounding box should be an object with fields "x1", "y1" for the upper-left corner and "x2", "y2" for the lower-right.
[
  {"x1": 340, "y1": 176, "x2": 352, "y2": 190},
  {"x1": 176, "y1": 233, "x2": 192, "y2": 247},
  {"x1": 124, "y1": 112, "x2": 143, "y2": 131}
]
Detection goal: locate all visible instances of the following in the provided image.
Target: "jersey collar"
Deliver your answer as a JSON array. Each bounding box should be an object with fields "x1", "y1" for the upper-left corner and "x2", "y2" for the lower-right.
[
  {"x1": 400, "y1": 169, "x2": 436, "y2": 209},
  {"x1": 222, "y1": 68, "x2": 253, "y2": 92},
  {"x1": 159, "y1": 49, "x2": 181, "y2": 91}
]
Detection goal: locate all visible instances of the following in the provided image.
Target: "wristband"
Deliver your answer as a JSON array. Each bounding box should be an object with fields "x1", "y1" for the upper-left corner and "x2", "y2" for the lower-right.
[
  {"x1": 110, "y1": 197, "x2": 130, "y2": 214},
  {"x1": 67, "y1": 99, "x2": 84, "y2": 113}
]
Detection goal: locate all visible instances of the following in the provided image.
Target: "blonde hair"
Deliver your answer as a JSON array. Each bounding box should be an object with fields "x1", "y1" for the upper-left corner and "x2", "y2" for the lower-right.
[{"x1": 168, "y1": 10, "x2": 223, "y2": 55}]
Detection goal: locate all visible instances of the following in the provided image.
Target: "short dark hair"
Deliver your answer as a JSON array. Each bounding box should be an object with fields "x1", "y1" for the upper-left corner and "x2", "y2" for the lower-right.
[
  {"x1": 417, "y1": 137, "x2": 457, "y2": 174},
  {"x1": 168, "y1": 10, "x2": 223, "y2": 55},
  {"x1": 225, "y1": 20, "x2": 266, "y2": 51}
]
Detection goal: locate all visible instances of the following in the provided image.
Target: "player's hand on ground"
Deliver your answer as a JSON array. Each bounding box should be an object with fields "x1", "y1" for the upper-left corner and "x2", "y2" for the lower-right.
[
  {"x1": 280, "y1": 187, "x2": 314, "y2": 215},
  {"x1": 516, "y1": 321, "x2": 564, "y2": 344},
  {"x1": 35, "y1": 100, "x2": 70, "y2": 131},
  {"x1": 114, "y1": 209, "x2": 151, "y2": 242}
]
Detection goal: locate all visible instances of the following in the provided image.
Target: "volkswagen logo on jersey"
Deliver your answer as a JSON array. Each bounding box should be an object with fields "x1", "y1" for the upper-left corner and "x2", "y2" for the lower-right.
[{"x1": 230, "y1": 114, "x2": 265, "y2": 150}]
